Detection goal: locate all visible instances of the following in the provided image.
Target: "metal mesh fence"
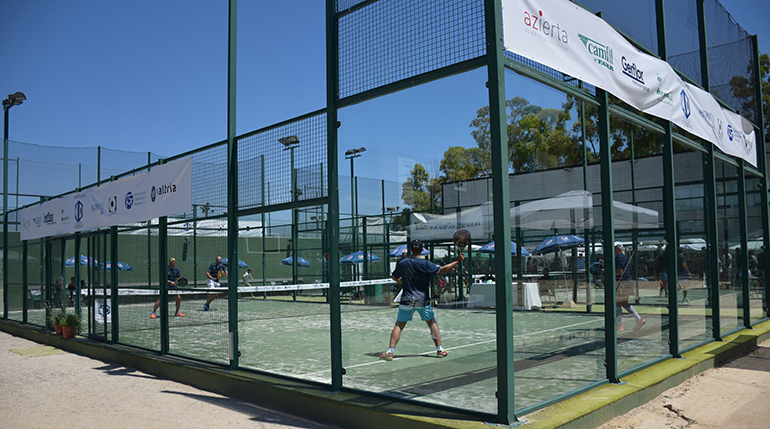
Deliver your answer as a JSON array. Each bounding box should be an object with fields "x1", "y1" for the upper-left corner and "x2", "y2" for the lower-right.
[
  {"x1": 338, "y1": 0, "x2": 485, "y2": 99},
  {"x1": 237, "y1": 114, "x2": 327, "y2": 211}
]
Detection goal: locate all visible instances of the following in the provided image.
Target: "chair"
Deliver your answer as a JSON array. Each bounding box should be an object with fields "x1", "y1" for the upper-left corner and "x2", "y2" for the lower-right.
[{"x1": 538, "y1": 280, "x2": 556, "y2": 307}]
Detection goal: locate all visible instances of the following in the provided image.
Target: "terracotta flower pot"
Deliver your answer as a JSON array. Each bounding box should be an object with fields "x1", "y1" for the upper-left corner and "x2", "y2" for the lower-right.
[
  {"x1": 61, "y1": 325, "x2": 76, "y2": 339},
  {"x1": 54, "y1": 323, "x2": 62, "y2": 336}
]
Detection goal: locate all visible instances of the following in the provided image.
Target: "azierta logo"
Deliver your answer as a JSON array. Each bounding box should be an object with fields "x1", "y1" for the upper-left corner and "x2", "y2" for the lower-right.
[
  {"x1": 523, "y1": 8, "x2": 568, "y2": 45},
  {"x1": 578, "y1": 34, "x2": 613, "y2": 71}
]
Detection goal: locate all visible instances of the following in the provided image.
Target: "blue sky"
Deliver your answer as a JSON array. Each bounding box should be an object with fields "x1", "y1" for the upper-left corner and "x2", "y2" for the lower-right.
[{"x1": 1, "y1": 0, "x2": 768, "y2": 197}]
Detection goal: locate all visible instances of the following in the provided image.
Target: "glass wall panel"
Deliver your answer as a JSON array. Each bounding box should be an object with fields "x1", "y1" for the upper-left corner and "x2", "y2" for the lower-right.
[
  {"x1": 115, "y1": 223, "x2": 161, "y2": 351},
  {"x1": 507, "y1": 71, "x2": 605, "y2": 411},
  {"x1": 744, "y1": 172, "x2": 765, "y2": 324},
  {"x1": 605, "y1": 117, "x2": 669, "y2": 374},
  {"x1": 236, "y1": 208, "x2": 331, "y2": 385},
  {"x1": 25, "y1": 239, "x2": 46, "y2": 327},
  {"x1": 335, "y1": 68, "x2": 498, "y2": 413},
  {"x1": 674, "y1": 147, "x2": 710, "y2": 350},
  {"x1": 6, "y1": 231, "x2": 24, "y2": 321},
  {"x1": 714, "y1": 160, "x2": 742, "y2": 334}
]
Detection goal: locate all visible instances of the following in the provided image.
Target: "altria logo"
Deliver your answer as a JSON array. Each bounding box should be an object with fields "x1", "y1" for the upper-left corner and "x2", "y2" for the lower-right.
[
  {"x1": 523, "y1": 9, "x2": 568, "y2": 44},
  {"x1": 578, "y1": 34, "x2": 613, "y2": 71}
]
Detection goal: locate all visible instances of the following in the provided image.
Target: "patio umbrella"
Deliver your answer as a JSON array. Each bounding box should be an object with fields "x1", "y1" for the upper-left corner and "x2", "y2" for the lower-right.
[
  {"x1": 103, "y1": 261, "x2": 134, "y2": 271},
  {"x1": 532, "y1": 235, "x2": 585, "y2": 255},
  {"x1": 479, "y1": 241, "x2": 530, "y2": 257},
  {"x1": 221, "y1": 258, "x2": 249, "y2": 268},
  {"x1": 388, "y1": 244, "x2": 429, "y2": 257},
  {"x1": 339, "y1": 251, "x2": 381, "y2": 264},
  {"x1": 281, "y1": 256, "x2": 311, "y2": 267},
  {"x1": 65, "y1": 255, "x2": 99, "y2": 267}
]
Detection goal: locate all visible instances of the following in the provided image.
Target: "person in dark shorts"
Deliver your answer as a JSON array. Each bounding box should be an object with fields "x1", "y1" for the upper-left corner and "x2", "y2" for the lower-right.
[
  {"x1": 151, "y1": 257, "x2": 184, "y2": 318},
  {"x1": 380, "y1": 239, "x2": 464, "y2": 361},
  {"x1": 204, "y1": 256, "x2": 228, "y2": 311}
]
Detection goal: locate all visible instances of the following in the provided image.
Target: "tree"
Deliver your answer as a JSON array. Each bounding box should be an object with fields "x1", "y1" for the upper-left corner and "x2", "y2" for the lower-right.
[
  {"x1": 401, "y1": 163, "x2": 441, "y2": 213},
  {"x1": 470, "y1": 96, "x2": 581, "y2": 173},
  {"x1": 729, "y1": 52, "x2": 769, "y2": 141}
]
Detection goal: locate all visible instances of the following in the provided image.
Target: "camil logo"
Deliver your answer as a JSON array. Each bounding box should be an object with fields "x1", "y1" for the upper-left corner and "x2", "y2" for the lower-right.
[{"x1": 578, "y1": 34, "x2": 613, "y2": 71}]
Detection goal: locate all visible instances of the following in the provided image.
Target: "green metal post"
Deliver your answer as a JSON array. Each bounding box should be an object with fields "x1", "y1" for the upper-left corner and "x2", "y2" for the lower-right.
[
  {"x1": 657, "y1": 0, "x2": 682, "y2": 355},
  {"x1": 581, "y1": 97, "x2": 592, "y2": 312},
  {"x1": 110, "y1": 226, "x2": 118, "y2": 342},
  {"x1": 22, "y1": 240, "x2": 27, "y2": 323},
  {"x1": 2, "y1": 105, "x2": 9, "y2": 319},
  {"x1": 262, "y1": 155, "x2": 267, "y2": 288},
  {"x1": 74, "y1": 234, "x2": 81, "y2": 323},
  {"x1": 697, "y1": 0, "x2": 710, "y2": 91},
  {"x1": 159, "y1": 215, "x2": 169, "y2": 355},
  {"x1": 706, "y1": 146, "x2": 721, "y2": 340},
  {"x1": 291, "y1": 147, "x2": 298, "y2": 301},
  {"x1": 485, "y1": 0, "x2": 516, "y2": 423},
  {"x1": 737, "y1": 163, "x2": 750, "y2": 327},
  {"x1": 326, "y1": 0, "x2": 343, "y2": 393},
  {"x1": 596, "y1": 10, "x2": 620, "y2": 381},
  {"x1": 751, "y1": 36, "x2": 770, "y2": 317},
  {"x1": 97, "y1": 146, "x2": 101, "y2": 185},
  {"x1": 598, "y1": 83, "x2": 620, "y2": 381},
  {"x1": 662, "y1": 121, "x2": 681, "y2": 356},
  {"x1": 226, "y1": 0, "x2": 239, "y2": 370}
]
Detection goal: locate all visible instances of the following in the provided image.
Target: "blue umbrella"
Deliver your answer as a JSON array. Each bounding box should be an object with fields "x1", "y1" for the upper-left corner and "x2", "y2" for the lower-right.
[
  {"x1": 65, "y1": 255, "x2": 99, "y2": 267},
  {"x1": 104, "y1": 261, "x2": 134, "y2": 271},
  {"x1": 532, "y1": 235, "x2": 585, "y2": 255},
  {"x1": 281, "y1": 256, "x2": 311, "y2": 267},
  {"x1": 221, "y1": 258, "x2": 249, "y2": 269},
  {"x1": 340, "y1": 251, "x2": 381, "y2": 264},
  {"x1": 479, "y1": 241, "x2": 530, "y2": 257},
  {"x1": 388, "y1": 244, "x2": 429, "y2": 257}
]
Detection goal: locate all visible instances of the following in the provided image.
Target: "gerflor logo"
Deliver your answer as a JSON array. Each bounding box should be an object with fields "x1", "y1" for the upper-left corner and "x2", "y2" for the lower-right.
[
  {"x1": 523, "y1": 8, "x2": 568, "y2": 46},
  {"x1": 621, "y1": 56, "x2": 644, "y2": 84},
  {"x1": 125, "y1": 192, "x2": 134, "y2": 209},
  {"x1": 578, "y1": 34, "x2": 613, "y2": 71}
]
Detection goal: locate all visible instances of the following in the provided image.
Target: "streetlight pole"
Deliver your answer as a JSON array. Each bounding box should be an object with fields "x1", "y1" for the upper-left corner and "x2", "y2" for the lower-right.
[
  {"x1": 345, "y1": 147, "x2": 365, "y2": 280},
  {"x1": 280, "y1": 136, "x2": 300, "y2": 288},
  {"x1": 2, "y1": 91, "x2": 26, "y2": 319}
]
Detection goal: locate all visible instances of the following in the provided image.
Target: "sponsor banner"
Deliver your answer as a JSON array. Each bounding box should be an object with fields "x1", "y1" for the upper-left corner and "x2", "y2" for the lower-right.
[
  {"x1": 20, "y1": 157, "x2": 192, "y2": 240},
  {"x1": 409, "y1": 202, "x2": 493, "y2": 241},
  {"x1": 502, "y1": 0, "x2": 756, "y2": 166}
]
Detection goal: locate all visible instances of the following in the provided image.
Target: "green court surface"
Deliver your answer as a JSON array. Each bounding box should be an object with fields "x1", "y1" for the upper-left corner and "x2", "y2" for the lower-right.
[{"x1": 16, "y1": 286, "x2": 762, "y2": 415}]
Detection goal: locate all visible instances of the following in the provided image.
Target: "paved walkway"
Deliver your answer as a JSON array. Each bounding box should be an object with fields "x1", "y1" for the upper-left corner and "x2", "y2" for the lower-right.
[{"x1": 0, "y1": 330, "x2": 341, "y2": 429}]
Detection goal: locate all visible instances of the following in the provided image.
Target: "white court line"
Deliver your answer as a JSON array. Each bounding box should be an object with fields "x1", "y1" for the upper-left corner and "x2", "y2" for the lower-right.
[{"x1": 297, "y1": 318, "x2": 603, "y2": 377}]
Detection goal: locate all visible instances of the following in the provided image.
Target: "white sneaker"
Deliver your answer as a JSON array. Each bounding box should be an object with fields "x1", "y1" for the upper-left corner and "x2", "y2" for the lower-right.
[{"x1": 634, "y1": 319, "x2": 646, "y2": 330}]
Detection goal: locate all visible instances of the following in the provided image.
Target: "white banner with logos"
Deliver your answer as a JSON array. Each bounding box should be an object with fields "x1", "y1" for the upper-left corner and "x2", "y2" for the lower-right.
[
  {"x1": 20, "y1": 157, "x2": 193, "y2": 240},
  {"x1": 502, "y1": 0, "x2": 756, "y2": 166},
  {"x1": 409, "y1": 202, "x2": 494, "y2": 241}
]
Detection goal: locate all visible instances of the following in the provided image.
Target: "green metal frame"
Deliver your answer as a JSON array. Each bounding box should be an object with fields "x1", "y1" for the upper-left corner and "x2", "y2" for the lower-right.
[{"x1": 485, "y1": 0, "x2": 516, "y2": 424}]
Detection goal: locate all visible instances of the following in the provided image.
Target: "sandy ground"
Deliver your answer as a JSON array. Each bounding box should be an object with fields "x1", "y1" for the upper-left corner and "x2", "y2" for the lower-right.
[
  {"x1": 0, "y1": 331, "x2": 341, "y2": 429},
  {"x1": 597, "y1": 337, "x2": 770, "y2": 429}
]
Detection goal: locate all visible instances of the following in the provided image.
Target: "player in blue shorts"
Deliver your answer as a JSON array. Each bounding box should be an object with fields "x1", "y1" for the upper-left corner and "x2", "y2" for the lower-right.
[{"x1": 380, "y1": 239, "x2": 464, "y2": 361}]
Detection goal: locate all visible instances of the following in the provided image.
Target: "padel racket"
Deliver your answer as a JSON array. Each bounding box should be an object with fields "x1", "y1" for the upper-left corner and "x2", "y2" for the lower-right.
[{"x1": 177, "y1": 277, "x2": 188, "y2": 287}]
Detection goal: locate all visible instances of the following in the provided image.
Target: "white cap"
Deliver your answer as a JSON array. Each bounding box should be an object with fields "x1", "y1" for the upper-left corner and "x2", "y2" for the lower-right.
[{"x1": 614, "y1": 241, "x2": 623, "y2": 248}]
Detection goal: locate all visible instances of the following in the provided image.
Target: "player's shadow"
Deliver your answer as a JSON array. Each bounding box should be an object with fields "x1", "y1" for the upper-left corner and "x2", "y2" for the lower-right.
[{"x1": 365, "y1": 352, "x2": 436, "y2": 359}]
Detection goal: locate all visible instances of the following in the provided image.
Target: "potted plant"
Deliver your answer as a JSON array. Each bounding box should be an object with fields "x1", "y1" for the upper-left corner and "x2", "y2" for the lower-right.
[
  {"x1": 52, "y1": 311, "x2": 66, "y2": 336},
  {"x1": 59, "y1": 312, "x2": 81, "y2": 339}
]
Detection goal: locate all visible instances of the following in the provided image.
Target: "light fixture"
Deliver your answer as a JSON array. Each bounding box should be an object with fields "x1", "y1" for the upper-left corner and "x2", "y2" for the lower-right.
[
  {"x1": 278, "y1": 135, "x2": 300, "y2": 149},
  {"x1": 345, "y1": 147, "x2": 366, "y2": 158},
  {"x1": 1, "y1": 92, "x2": 26, "y2": 108}
]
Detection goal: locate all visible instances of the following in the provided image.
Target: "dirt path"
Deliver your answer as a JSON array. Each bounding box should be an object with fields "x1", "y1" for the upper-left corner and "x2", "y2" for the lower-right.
[
  {"x1": 597, "y1": 338, "x2": 770, "y2": 429},
  {"x1": 0, "y1": 331, "x2": 341, "y2": 429}
]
